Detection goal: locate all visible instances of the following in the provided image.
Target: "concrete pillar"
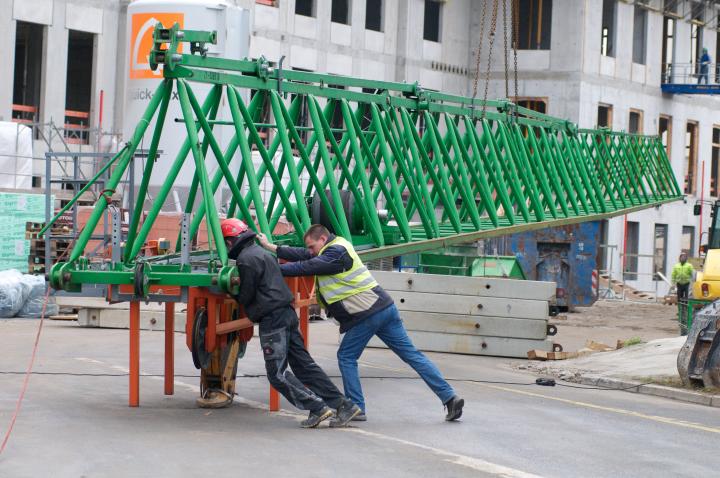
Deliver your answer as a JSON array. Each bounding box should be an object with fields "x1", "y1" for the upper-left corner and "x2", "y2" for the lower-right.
[
  {"x1": 350, "y1": 0, "x2": 364, "y2": 78},
  {"x1": 315, "y1": 0, "x2": 330, "y2": 73},
  {"x1": 582, "y1": 0, "x2": 602, "y2": 77},
  {"x1": 40, "y1": 0, "x2": 69, "y2": 132},
  {"x1": 0, "y1": 6, "x2": 16, "y2": 121},
  {"x1": 614, "y1": 1, "x2": 633, "y2": 81},
  {"x1": 393, "y1": 0, "x2": 410, "y2": 83},
  {"x1": 549, "y1": 0, "x2": 583, "y2": 73},
  {"x1": 645, "y1": 8, "x2": 663, "y2": 88}
]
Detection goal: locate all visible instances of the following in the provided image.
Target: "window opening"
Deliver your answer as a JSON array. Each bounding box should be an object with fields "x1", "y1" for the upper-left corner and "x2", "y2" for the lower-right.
[
  {"x1": 423, "y1": 0, "x2": 442, "y2": 42},
  {"x1": 601, "y1": 0, "x2": 616, "y2": 57},
  {"x1": 65, "y1": 30, "x2": 95, "y2": 144},
  {"x1": 296, "y1": 0, "x2": 315, "y2": 18},
  {"x1": 332, "y1": 0, "x2": 351, "y2": 25},
  {"x1": 365, "y1": 0, "x2": 383, "y2": 32},
  {"x1": 516, "y1": 0, "x2": 552, "y2": 50},
  {"x1": 12, "y1": 21, "x2": 44, "y2": 127}
]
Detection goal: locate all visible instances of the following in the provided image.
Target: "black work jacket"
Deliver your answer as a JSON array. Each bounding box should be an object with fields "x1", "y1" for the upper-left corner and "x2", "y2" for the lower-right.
[{"x1": 229, "y1": 231, "x2": 294, "y2": 323}]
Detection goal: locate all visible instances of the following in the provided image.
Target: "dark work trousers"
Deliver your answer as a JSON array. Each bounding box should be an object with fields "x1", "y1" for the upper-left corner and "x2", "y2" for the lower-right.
[
  {"x1": 259, "y1": 307, "x2": 345, "y2": 413},
  {"x1": 677, "y1": 283, "x2": 690, "y2": 324},
  {"x1": 677, "y1": 283, "x2": 689, "y2": 302}
]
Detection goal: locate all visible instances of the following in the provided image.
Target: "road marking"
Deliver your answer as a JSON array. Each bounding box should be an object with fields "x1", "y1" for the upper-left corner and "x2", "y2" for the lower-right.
[
  {"x1": 354, "y1": 357, "x2": 720, "y2": 435},
  {"x1": 76, "y1": 357, "x2": 542, "y2": 477},
  {"x1": 479, "y1": 383, "x2": 720, "y2": 435},
  {"x1": 75, "y1": 357, "x2": 198, "y2": 393},
  {"x1": 337, "y1": 427, "x2": 544, "y2": 478}
]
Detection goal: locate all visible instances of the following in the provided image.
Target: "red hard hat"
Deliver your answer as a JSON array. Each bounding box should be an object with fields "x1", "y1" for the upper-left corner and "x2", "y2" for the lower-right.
[{"x1": 220, "y1": 218, "x2": 249, "y2": 238}]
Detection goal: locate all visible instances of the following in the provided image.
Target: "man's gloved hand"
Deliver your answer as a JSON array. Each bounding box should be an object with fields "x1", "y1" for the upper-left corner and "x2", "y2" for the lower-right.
[
  {"x1": 257, "y1": 233, "x2": 271, "y2": 248},
  {"x1": 256, "y1": 233, "x2": 277, "y2": 253}
]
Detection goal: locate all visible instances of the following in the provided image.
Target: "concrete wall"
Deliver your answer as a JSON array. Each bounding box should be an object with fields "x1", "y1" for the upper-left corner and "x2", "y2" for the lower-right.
[{"x1": 248, "y1": 0, "x2": 474, "y2": 92}]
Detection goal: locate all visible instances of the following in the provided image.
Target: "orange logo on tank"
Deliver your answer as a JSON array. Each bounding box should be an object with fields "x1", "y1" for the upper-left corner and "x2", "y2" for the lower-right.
[{"x1": 129, "y1": 12, "x2": 184, "y2": 79}]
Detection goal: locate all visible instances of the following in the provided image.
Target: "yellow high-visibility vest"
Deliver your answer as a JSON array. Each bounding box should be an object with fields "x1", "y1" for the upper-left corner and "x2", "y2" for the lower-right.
[{"x1": 315, "y1": 236, "x2": 378, "y2": 305}]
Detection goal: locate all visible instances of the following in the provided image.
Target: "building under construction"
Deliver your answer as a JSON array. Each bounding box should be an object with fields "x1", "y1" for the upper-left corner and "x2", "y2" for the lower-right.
[
  {"x1": 1, "y1": 0, "x2": 719, "y2": 300},
  {"x1": 2, "y1": 3, "x2": 720, "y2": 476}
]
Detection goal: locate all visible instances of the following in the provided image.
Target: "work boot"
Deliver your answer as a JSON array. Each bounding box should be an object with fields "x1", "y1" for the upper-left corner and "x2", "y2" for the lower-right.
[
  {"x1": 195, "y1": 389, "x2": 233, "y2": 409},
  {"x1": 351, "y1": 412, "x2": 367, "y2": 422},
  {"x1": 329, "y1": 400, "x2": 362, "y2": 428},
  {"x1": 301, "y1": 406, "x2": 334, "y2": 428},
  {"x1": 444, "y1": 396, "x2": 464, "y2": 421}
]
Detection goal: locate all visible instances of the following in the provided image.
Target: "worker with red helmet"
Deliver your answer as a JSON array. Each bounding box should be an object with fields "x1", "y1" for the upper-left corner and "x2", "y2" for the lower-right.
[
  {"x1": 258, "y1": 224, "x2": 464, "y2": 423},
  {"x1": 221, "y1": 218, "x2": 361, "y2": 428}
]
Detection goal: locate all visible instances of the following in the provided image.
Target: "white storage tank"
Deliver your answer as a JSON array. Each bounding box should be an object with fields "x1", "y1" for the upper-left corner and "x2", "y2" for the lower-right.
[{"x1": 124, "y1": 0, "x2": 249, "y2": 211}]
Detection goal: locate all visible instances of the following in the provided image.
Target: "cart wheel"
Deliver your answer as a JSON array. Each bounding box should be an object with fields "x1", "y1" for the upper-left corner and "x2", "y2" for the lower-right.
[{"x1": 191, "y1": 308, "x2": 211, "y2": 370}]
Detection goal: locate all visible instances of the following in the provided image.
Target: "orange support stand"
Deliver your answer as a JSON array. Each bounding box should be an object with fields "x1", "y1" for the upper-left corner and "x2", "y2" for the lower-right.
[
  {"x1": 123, "y1": 278, "x2": 317, "y2": 410},
  {"x1": 164, "y1": 302, "x2": 175, "y2": 395},
  {"x1": 269, "y1": 387, "x2": 280, "y2": 411},
  {"x1": 296, "y1": 285, "x2": 309, "y2": 347},
  {"x1": 269, "y1": 276, "x2": 315, "y2": 411},
  {"x1": 299, "y1": 297, "x2": 309, "y2": 347},
  {"x1": 206, "y1": 297, "x2": 217, "y2": 353},
  {"x1": 129, "y1": 301, "x2": 140, "y2": 407}
]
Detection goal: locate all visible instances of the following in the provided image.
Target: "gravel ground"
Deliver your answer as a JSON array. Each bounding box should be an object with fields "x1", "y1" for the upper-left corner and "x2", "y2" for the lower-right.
[
  {"x1": 551, "y1": 299, "x2": 680, "y2": 352},
  {"x1": 513, "y1": 299, "x2": 687, "y2": 386}
]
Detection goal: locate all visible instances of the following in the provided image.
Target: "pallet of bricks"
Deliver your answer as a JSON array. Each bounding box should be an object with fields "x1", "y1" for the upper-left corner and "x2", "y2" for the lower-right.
[
  {"x1": 0, "y1": 192, "x2": 53, "y2": 273},
  {"x1": 26, "y1": 216, "x2": 71, "y2": 275}
]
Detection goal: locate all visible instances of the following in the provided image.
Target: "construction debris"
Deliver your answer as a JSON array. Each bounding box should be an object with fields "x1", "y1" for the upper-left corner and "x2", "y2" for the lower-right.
[
  {"x1": 598, "y1": 273, "x2": 657, "y2": 301},
  {"x1": 528, "y1": 339, "x2": 617, "y2": 361},
  {"x1": 584, "y1": 340, "x2": 616, "y2": 352},
  {"x1": 48, "y1": 314, "x2": 78, "y2": 321},
  {"x1": 527, "y1": 350, "x2": 587, "y2": 361}
]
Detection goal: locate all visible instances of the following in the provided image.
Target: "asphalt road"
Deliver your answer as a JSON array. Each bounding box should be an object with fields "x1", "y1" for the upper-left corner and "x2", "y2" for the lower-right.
[{"x1": 1, "y1": 318, "x2": 718, "y2": 477}]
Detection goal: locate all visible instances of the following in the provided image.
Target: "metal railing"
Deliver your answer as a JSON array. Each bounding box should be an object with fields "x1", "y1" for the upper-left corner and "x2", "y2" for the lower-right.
[
  {"x1": 662, "y1": 62, "x2": 720, "y2": 85},
  {"x1": 597, "y1": 245, "x2": 668, "y2": 302}
]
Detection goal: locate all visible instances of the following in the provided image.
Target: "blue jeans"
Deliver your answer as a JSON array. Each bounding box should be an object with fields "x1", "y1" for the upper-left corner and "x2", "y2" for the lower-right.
[{"x1": 337, "y1": 304, "x2": 455, "y2": 412}]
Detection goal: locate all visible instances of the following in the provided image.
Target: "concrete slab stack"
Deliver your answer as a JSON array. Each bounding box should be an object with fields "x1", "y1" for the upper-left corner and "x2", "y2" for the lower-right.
[{"x1": 369, "y1": 271, "x2": 557, "y2": 358}]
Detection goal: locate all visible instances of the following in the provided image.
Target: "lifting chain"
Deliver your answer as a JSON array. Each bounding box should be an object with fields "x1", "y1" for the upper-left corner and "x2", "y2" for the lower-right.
[
  {"x1": 502, "y1": 0, "x2": 509, "y2": 99},
  {"x1": 512, "y1": 0, "x2": 519, "y2": 107},
  {"x1": 481, "y1": 0, "x2": 500, "y2": 118},
  {"x1": 470, "y1": 0, "x2": 488, "y2": 103}
]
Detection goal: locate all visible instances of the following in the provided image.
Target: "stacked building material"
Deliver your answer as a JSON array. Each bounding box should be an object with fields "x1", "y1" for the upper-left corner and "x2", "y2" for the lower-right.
[
  {"x1": 26, "y1": 221, "x2": 72, "y2": 274},
  {"x1": 0, "y1": 193, "x2": 48, "y2": 272},
  {"x1": 369, "y1": 271, "x2": 558, "y2": 358}
]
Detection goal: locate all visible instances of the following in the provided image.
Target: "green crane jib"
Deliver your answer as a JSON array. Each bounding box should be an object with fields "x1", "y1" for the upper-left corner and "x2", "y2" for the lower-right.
[{"x1": 46, "y1": 24, "x2": 682, "y2": 296}]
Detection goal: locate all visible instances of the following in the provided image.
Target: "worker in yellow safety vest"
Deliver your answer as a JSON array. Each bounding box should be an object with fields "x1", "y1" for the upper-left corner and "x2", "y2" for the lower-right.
[
  {"x1": 222, "y1": 218, "x2": 361, "y2": 428},
  {"x1": 258, "y1": 224, "x2": 464, "y2": 422},
  {"x1": 671, "y1": 252, "x2": 694, "y2": 305}
]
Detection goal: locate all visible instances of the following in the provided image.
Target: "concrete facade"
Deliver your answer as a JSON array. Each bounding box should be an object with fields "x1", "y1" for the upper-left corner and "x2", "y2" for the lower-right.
[
  {"x1": 476, "y1": 0, "x2": 720, "y2": 296},
  {"x1": 0, "y1": 0, "x2": 123, "y2": 135},
  {"x1": 246, "y1": 0, "x2": 475, "y2": 93},
  {"x1": 0, "y1": 0, "x2": 718, "y2": 296}
]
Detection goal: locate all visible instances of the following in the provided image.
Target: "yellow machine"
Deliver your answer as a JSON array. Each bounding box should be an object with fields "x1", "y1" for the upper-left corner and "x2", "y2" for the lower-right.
[
  {"x1": 677, "y1": 201, "x2": 720, "y2": 388},
  {"x1": 692, "y1": 249, "x2": 720, "y2": 300},
  {"x1": 691, "y1": 200, "x2": 720, "y2": 303}
]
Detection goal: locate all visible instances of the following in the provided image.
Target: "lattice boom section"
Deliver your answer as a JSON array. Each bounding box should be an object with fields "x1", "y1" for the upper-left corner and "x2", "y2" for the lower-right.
[{"x1": 46, "y1": 25, "x2": 680, "y2": 292}]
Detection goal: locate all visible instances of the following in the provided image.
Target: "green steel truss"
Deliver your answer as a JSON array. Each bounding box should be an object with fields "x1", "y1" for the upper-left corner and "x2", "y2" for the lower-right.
[{"x1": 47, "y1": 24, "x2": 681, "y2": 294}]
